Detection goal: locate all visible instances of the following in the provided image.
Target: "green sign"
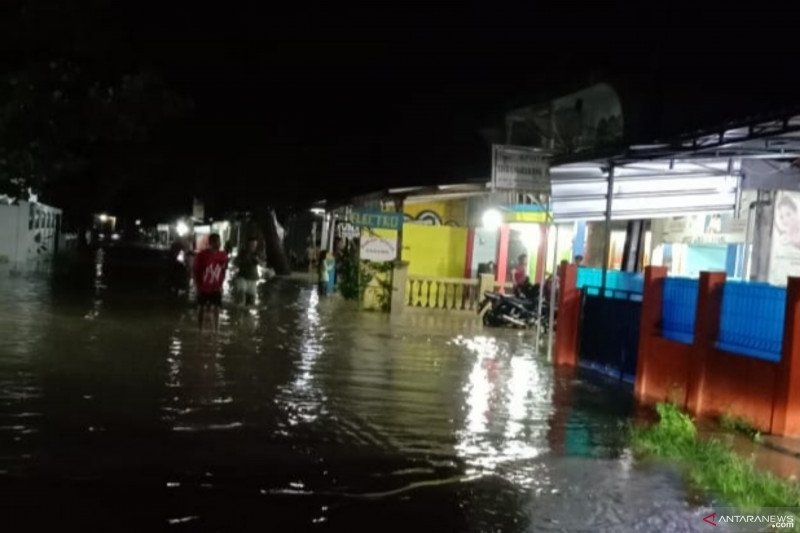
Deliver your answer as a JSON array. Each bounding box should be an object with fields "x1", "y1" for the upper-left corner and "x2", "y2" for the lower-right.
[{"x1": 351, "y1": 210, "x2": 403, "y2": 231}]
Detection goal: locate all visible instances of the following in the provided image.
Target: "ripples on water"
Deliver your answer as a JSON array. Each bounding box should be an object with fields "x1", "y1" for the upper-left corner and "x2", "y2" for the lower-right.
[{"x1": 0, "y1": 261, "x2": 711, "y2": 531}]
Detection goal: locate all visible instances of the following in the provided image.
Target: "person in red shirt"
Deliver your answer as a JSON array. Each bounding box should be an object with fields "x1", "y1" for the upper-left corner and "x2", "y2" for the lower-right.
[
  {"x1": 511, "y1": 253, "x2": 528, "y2": 289},
  {"x1": 193, "y1": 233, "x2": 228, "y2": 331}
]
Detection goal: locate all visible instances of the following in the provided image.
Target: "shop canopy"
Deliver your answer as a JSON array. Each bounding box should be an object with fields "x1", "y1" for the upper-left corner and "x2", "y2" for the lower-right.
[{"x1": 549, "y1": 110, "x2": 800, "y2": 222}]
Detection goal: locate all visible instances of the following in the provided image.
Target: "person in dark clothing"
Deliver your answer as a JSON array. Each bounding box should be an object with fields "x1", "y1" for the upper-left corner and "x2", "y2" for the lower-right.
[
  {"x1": 168, "y1": 239, "x2": 190, "y2": 294},
  {"x1": 234, "y1": 237, "x2": 262, "y2": 306}
]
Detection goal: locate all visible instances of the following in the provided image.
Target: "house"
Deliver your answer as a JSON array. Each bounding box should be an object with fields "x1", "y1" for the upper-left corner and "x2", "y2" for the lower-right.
[{"x1": 0, "y1": 199, "x2": 62, "y2": 264}]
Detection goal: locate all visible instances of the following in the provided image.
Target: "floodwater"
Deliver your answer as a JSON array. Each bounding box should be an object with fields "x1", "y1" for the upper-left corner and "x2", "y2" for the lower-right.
[{"x1": 0, "y1": 252, "x2": 717, "y2": 531}]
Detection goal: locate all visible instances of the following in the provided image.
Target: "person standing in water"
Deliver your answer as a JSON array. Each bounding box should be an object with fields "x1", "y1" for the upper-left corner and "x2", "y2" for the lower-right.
[
  {"x1": 234, "y1": 237, "x2": 262, "y2": 306},
  {"x1": 512, "y1": 253, "x2": 528, "y2": 290},
  {"x1": 193, "y1": 233, "x2": 228, "y2": 331},
  {"x1": 318, "y1": 250, "x2": 335, "y2": 295}
]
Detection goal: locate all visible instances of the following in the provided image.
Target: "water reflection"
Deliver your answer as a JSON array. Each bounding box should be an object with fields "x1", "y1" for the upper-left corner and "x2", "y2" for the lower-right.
[
  {"x1": 276, "y1": 287, "x2": 327, "y2": 427},
  {"x1": 0, "y1": 264, "x2": 710, "y2": 531},
  {"x1": 454, "y1": 336, "x2": 552, "y2": 488}
]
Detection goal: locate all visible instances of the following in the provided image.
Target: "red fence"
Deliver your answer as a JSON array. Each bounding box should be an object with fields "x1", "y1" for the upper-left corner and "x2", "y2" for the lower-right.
[{"x1": 555, "y1": 263, "x2": 800, "y2": 437}]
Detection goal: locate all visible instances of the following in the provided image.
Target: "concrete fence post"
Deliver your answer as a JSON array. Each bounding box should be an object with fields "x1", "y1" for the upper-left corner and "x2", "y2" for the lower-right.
[
  {"x1": 478, "y1": 273, "x2": 495, "y2": 300},
  {"x1": 390, "y1": 260, "x2": 410, "y2": 315},
  {"x1": 771, "y1": 276, "x2": 800, "y2": 436},
  {"x1": 634, "y1": 266, "x2": 668, "y2": 402},
  {"x1": 554, "y1": 263, "x2": 579, "y2": 367},
  {"x1": 685, "y1": 271, "x2": 727, "y2": 415}
]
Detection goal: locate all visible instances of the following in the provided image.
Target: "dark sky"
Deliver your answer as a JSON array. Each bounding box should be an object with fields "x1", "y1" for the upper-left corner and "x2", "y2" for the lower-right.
[{"x1": 3, "y1": 1, "x2": 799, "y2": 218}]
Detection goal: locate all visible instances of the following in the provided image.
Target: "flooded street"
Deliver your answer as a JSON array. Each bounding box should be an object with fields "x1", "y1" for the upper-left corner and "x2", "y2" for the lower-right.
[{"x1": 0, "y1": 261, "x2": 713, "y2": 531}]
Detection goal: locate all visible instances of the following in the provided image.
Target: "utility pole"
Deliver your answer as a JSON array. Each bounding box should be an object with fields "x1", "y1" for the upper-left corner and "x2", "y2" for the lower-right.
[
  {"x1": 392, "y1": 194, "x2": 406, "y2": 262},
  {"x1": 601, "y1": 163, "x2": 615, "y2": 293}
]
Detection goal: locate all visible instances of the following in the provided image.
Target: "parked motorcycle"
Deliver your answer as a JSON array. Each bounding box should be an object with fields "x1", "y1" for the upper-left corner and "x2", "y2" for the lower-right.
[{"x1": 478, "y1": 281, "x2": 552, "y2": 330}]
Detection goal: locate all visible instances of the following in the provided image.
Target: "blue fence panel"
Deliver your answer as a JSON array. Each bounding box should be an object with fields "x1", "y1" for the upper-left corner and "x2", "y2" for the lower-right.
[
  {"x1": 661, "y1": 277, "x2": 698, "y2": 344},
  {"x1": 576, "y1": 267, "x2": 602, "y2": 290},
  {"x1": 576, "y1": 267, "x2": 643, "y2": 300},
  {"x1": 716, "y1": 281, "x2": 786, "y2": 363}
]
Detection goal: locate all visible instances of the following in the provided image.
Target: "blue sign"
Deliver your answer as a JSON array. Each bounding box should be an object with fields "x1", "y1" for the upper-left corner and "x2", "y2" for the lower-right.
[{"x1": 351, "y1": 210, "x2": 403, "y2": 231}]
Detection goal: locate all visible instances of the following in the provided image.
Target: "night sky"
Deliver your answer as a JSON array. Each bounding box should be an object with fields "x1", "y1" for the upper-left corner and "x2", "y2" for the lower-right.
[{"x1": 2, "y1": 1, "x2": 798, "y2": 220}]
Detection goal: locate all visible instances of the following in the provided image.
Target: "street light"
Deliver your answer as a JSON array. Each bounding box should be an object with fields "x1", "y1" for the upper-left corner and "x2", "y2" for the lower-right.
[
  {"x1": 99, "y1": 213, "x2": 109, "y2": 223},
  {"x1": 176, "y1": 220, "x2": 189, "y2": 237},
  {"x1": 481, "y1": 208, "x2": 503, "y2": 231}
]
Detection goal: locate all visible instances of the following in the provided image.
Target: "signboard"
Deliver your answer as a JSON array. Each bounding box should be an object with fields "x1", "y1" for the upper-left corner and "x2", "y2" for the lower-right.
[
  {"x1": 658, "y1": 214, "x2": 747, "y2": 245},
  {"x1": 492, "y1": 145, "x2": 550, "y2": 192},
  {"x1": 351, "y1": 209, "x2": 404, "y2": 231},
  {"x1": 337, "y1": 222, "x2": 360, "y2": 239},
  {"x1": 359, "y1": 228, "x2": 397, "y2": 261},
  {"x1": 769, "y1": 190, "x2": 800, "y2": 285},
  {"x1": 192, "y1": 197, "x2": 205, "y2": 222}
]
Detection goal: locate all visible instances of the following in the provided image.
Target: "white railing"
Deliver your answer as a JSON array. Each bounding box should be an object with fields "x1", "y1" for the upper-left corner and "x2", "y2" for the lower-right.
[{"x1": 406, "y1": 276, "x2": 480, "y2": 311}]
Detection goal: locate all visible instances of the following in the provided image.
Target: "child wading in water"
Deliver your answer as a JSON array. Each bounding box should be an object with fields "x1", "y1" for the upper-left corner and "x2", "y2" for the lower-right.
[{"x1": 318, "y1": 250, "x2": 334, "y2": 295}]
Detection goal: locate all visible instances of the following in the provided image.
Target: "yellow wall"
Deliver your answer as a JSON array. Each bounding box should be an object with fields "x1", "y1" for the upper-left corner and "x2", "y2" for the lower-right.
[
  {"x1": 402, "y1": 200, "x2": 467, "y2": 226},
  {"x1": 402, "y1": 224, "x2": 468, "y2": 278}
]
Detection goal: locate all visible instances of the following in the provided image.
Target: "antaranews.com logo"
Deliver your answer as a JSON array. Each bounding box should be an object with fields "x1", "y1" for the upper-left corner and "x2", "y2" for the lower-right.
[{"x1": 702, "y1": 508, "x2": 799, "y2": 531}]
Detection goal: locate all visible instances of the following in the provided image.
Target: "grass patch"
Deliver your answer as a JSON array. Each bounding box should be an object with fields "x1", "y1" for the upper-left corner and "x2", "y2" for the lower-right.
[
  {"x1": 719, "y1": 413, "x2": 763, "y2": 442},
  {"x1": 632, "y1": 403, "x2": 800, "y2": 509}
]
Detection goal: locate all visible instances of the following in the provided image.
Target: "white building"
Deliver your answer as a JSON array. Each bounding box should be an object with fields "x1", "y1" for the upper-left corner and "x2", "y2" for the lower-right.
[{"x1": 0, "y1": 200, "x2": 62, "y2": 264}]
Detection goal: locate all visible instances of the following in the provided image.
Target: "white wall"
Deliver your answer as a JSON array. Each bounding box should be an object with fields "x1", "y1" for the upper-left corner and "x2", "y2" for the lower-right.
[
  {"x1": 470, "y1": 228, "x2": 499, "y2": 277},
  {"x1": 0, "y1": 204, "x2": 21, "y2": 262},
  {"x1": 0, "y1": 201, "x2": 61, "y2": 264}
]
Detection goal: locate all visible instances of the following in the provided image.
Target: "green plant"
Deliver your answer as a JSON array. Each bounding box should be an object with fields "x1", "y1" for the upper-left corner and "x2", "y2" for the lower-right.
[
  {"x1": 360, "y1": 260, "x2": 393, "y2": 312},
  {"x1": 632, "y1": 403, "x2": 800, "y2": 510},
  {"x1": 337, "y1": 244, "x2": 361, "y2": 300},
  {"x1": 719, "y1": 413, "x2": 762, "y2": 442},
  {"x1": 632, "y1": 403, "x2": 696, "y2": 458}
]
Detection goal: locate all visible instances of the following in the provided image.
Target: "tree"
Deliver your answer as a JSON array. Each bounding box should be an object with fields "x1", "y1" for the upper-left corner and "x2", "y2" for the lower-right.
[{"x1": 0, "y1": 60, "x2": 190, "y2": 208}]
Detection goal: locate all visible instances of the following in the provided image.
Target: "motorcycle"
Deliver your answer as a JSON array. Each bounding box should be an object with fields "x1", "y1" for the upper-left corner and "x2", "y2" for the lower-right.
[{"x1": 478, "y1": 281, "x2": 552, "y2": 330}]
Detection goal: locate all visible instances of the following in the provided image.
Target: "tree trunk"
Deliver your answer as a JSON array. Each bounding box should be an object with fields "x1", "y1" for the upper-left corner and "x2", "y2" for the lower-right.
[{"x1": 264, "y1": 208, "x2": 290, "y2": 275}]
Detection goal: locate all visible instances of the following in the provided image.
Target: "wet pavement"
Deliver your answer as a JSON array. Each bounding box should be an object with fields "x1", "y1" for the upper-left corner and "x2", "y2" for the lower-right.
[{"x1": 0, "y1": 257, "x2": 717, "y2": 531}]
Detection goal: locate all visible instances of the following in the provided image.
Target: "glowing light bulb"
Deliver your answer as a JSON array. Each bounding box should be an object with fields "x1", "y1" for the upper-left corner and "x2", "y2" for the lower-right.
[{"x1": 482, "y1": 209, "x2": 502, "y2": 230}]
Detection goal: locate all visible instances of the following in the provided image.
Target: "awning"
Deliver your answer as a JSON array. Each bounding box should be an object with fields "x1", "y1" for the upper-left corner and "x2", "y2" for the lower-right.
[
  {"x1": 550, "y1": 110, "x2": 800, "y2": 222},
  {"x1": 551, "y1": 160, "x2": 738, "y2": 222},
  {"x1": 741, "y1": 159, "x2": 800, "y2": 191}
]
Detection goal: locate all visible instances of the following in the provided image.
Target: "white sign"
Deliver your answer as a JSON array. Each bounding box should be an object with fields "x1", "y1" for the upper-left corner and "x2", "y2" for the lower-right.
[
  {"x1": 492, "y1": 145, "x2": 550, "y2": 192},
  {"x1": 769, "y1": 190, "x2": 800, "y2": 285},
  {"x1": 359, "y1": 229, "x2": 397, "y2": 262},
  {"x1": 192, "y1": 197, "x2": 205, "y2": 221},
  {"x1": 337, "y1": 223, "x2": 360, "y2": 240},
  {"x1": 659, "y1": 213, "x2": 748, "y2": 245}
]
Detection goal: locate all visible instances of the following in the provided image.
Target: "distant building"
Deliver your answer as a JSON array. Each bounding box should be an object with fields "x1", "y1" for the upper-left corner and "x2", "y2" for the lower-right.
[{"x1": 0, "y1": 200, "x2": 62, "y2": 264}]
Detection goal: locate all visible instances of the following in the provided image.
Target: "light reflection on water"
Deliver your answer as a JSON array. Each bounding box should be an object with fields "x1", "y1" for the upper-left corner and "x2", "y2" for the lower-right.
[
  {"x1": 0, "y1": 261, "x2": 712, "y2": 531},
  {"x1": 274, "y1": 287, "x2": 328, "y2": 429},
  {"x1": 454, "y1": 336, "x2": 552, "y2": 488}
]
